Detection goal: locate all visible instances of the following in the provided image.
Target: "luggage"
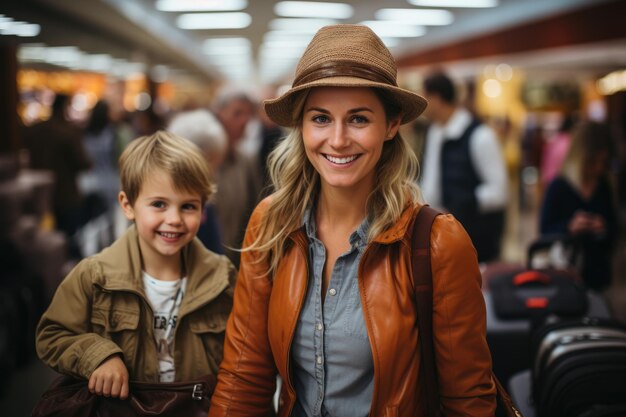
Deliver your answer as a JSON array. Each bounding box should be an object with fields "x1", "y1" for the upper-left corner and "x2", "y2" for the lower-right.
[
  {"x1": 530, "y1": 317, "x2": 626, "y2": 417},
  {"x1": 490, "y1": 268, "x2": 588, "y2": 320},
  {"x1": 489, "y1": 234, "x2": 587, "y2": 321},
  {"x1": 526, "y1": 234, "x2": 580, "y2": 272}
]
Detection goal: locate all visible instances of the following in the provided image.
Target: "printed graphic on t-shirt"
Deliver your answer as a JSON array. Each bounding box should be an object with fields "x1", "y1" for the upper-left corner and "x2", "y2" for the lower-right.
[
  {"x1": 154, "y1": 308, "x2": 179, "y2": 382},
  {"x1": 142, "y1": 273, "x2": 187, "y2": 382}
]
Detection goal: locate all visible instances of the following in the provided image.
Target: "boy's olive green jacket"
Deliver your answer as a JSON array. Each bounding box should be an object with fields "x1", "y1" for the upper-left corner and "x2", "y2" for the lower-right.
[{"x1": 36, "y1": 225, "x2": 236, "y2": 382}]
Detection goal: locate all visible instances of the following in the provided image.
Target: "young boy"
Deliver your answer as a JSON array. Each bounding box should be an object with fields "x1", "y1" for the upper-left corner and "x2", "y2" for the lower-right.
[{"x1": 36, "y1": 131, "x2": 236, "y2": 399}]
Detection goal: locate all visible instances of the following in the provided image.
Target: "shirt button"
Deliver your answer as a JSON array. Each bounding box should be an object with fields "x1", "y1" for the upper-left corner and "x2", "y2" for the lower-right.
[
  {"x1": 328, "y1": 288, "x2": 337, "y2": 296},
  {"x1": 316, "y1": 323, "x2": 323, "y2": 331},
  {"x1": 316, "y1": 356, "x2": 322, "y2": 364}
]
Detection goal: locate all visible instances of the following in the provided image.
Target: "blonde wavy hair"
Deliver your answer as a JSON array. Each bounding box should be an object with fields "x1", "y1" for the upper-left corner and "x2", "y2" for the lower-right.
[{"x1": 246, "y1": 88, "x2": 421, "y2": 275}]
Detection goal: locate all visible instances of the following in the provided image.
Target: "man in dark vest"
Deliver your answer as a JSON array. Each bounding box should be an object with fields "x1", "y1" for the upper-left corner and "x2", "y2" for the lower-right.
[{"x1": 419, "y1": 71, "x2": 508, "y2": 263}]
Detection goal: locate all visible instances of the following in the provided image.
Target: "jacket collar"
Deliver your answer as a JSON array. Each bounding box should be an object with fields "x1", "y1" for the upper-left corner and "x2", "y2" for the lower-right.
[
  {"x1": 371, "y1": 203, "x2": 420, "y2": 244},
  {"x1": 94, "y1": 225, "x2": 230, "y2": 313}
]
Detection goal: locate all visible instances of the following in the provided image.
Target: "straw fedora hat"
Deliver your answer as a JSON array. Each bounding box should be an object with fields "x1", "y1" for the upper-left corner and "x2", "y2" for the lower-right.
[{"x1": 264, "y1": 24, "x2": 427, "y2": 127}]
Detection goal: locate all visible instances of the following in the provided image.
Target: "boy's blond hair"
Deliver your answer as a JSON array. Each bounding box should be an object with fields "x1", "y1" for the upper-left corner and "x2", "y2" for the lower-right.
[{"x1": 119, "y1": 130, "x2": 215, "y2": 205}]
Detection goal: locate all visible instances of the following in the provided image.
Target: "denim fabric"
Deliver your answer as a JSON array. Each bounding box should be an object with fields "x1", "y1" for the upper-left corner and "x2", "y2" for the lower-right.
[{"x1": 291, "y1": 208, "x2": 373, "y2": 417}]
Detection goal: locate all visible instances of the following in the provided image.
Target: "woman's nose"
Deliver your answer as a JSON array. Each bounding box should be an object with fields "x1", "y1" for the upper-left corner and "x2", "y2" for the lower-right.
[{"x1": 328, "y1": 123, "x2": 349, "y2": 148}]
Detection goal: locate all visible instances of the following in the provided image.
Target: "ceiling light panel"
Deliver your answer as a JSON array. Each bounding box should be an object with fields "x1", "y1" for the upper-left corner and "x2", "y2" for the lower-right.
[
  {"x1": 269, "y1": 18, "x2": 338, "y2": 32},
  {"x1": 0, "y1": 15, "x2": 41, "y2": 37},
  {"x1": 264, "y1": 30, "x2": 314, "y2": 43},
  {"x1": 156, "y1": 0, "x2": 248, "y2": 12},
  {"x1": 260, "y1": 45, "x2": 308, "y2": 58},
  {"x1": 375, "y1": 9, "x2": 454, "y2": 25},
  {"x1": 408, "y1": 0, "x2": 498, "y2": 8},
  {"x1": 380, "y1": 38, "x2": 400, "y2": 48},
  {"x1": 360, "y1": 21, "x2": 426, "y2": 38},
  {"x1": 203, "y1": 37, "x2": 251, "y2": 54},
  {"x1": 177, "y1": 12, "x2": 251, "y2": 29},
  {"x1": 17, "y1": 44, "x2": 143, "y2": 76},
  {"x1": 274, "y1": 1, "x2": 353, "y2": 19}
]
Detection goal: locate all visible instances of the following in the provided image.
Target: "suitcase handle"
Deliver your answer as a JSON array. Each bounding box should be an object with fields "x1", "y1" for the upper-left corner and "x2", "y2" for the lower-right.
[
  {"x1": 513, "y1": 271, "x2": 551, "y2": 286},
  {"x1": 526, "y1": 234, "x2": 578, "y2": 270}
]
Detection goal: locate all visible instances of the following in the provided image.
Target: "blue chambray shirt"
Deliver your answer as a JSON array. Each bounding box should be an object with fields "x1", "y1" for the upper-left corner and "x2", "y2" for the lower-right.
[{"x1": 291, "y1": 208, "x2": 374, "y2": 417}]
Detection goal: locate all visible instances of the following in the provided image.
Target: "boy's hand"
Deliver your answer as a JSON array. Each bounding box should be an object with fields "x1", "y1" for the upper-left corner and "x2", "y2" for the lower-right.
[{"x1": 88, "y1": 355, "x2": 129, "y2": 399}]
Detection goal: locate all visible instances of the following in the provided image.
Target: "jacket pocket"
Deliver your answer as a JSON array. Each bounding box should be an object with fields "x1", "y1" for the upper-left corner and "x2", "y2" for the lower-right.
[
  {"x1": 90, "y1": 307, "x2": 140, "y2": 364},
  {"x1": 91, "y1": 307, "x2": 140, "y2": 333},
  {"x1": 188, "y1": 313, "x2": 228, "y2": 334},
  {"x1": 189, "y1": 311, "x2": 229, "y2": 373}
]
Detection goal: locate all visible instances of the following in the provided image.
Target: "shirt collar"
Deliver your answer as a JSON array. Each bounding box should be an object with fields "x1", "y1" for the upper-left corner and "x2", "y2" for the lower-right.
[{"x1": 303, "y1": 206, "x2": 370, "y2": 249}]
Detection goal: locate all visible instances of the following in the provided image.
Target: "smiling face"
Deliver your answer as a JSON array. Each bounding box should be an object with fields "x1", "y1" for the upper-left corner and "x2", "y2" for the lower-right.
[
  {"x1": 302, "y1": 87, "x2": 401, "y2": 197},
  {"x1": 119, "y1": 169, "x2": 203, "y2": 273}
]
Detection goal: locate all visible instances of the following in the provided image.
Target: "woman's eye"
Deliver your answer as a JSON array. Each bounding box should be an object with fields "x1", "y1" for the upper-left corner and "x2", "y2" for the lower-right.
[
  {"x1": 351, "y1": 114, "x2": 369, "y2": 124},
  {"x1": 312, "y1": 114, "x2": 330, "y2": 124}
]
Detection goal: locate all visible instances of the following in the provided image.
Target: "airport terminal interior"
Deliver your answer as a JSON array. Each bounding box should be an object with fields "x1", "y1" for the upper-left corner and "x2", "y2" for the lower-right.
[{"x1": 1, "y1": 0, "x2": 626, "y2": 416}]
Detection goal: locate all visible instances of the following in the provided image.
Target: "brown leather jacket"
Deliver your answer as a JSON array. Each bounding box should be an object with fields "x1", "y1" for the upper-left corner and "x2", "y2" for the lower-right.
[{"x1": 209, "y1": 199, "x2": 496, "y2": 416}]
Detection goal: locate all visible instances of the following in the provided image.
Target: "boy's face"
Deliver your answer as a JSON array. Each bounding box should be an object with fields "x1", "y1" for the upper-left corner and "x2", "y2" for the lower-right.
[{"x1": 119, "y1": 170, "x2": 203, "y2": 272}]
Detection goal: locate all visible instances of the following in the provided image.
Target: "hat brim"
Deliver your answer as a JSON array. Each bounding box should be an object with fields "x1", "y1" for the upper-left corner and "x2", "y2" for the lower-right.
[{"x1": 264, "y1": 76, "x2": 428, "y2": 127}]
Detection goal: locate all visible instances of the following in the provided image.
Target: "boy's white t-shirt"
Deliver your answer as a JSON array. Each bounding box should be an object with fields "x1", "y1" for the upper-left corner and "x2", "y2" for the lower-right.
[{"x1": 142, "y1": 272, "x2": 187, "y2": 382}]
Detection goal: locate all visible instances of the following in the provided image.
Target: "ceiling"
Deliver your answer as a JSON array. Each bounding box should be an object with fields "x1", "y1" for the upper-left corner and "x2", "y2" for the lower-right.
[{"x1": 2, "y1": 0, "x2": 625, "y2": 87}]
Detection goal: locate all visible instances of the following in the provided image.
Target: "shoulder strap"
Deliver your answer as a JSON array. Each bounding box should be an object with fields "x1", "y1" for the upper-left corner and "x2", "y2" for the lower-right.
[
  {"x1": 411, "y1": 206, "x2": 523, "y2": 417},
  {"x1": 411, "y1": 205, "x2": 441, "y2": 416}
]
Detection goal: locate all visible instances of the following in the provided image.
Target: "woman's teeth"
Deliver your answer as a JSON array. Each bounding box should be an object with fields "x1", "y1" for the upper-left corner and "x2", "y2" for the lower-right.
[{"x1": 325, "y1": 155, "x2": 358, "y2": 164}]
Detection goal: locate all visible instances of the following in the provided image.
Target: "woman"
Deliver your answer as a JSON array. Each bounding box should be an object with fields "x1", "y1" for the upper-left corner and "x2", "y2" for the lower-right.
[
  {"x1": 540, "y1": 121, "x2": 616, "y2": 291},
  {"x1": 209, "y1": 24, "x2": 496, "y2": 416}
]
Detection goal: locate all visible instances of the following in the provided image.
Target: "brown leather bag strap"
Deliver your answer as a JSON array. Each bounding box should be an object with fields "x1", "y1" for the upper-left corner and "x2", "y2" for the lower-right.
[
  {"x1": 411, "y1": 205, "x2": 441, "y2": 417},
  {"x1": 411, "y1": 206, "x2": 523, "y2": 417}
]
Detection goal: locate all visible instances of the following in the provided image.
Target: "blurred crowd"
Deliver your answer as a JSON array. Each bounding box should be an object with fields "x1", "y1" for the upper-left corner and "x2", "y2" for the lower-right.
[{"x1": 17, "y1": 69, "x2": 625, "y2": 293}]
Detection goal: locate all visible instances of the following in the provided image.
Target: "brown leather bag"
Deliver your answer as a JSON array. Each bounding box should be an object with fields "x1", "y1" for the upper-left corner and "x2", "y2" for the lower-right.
[
  {"x1": 30, "y1": 374, "x2": 215, "y2": 417},
  {"x1": 411, "y1": 206, "x2": 522, "y2": 417}
]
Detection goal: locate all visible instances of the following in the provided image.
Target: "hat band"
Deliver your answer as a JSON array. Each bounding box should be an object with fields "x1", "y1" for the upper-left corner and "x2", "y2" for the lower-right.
[{"x1": 293, "y1": 60, "x2": 397, "y2": 88}]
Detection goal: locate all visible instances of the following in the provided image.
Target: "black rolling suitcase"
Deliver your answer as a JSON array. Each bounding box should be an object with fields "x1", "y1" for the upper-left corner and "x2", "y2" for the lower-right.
[
  {"x1": 531, "y1": 317, "x2": 626, "y2": 417},
  {"x1": 486, "y1": 235, "x2": 590, "y2": 389}
]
